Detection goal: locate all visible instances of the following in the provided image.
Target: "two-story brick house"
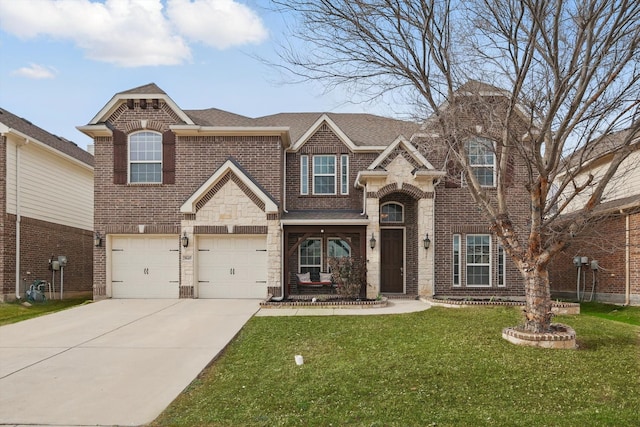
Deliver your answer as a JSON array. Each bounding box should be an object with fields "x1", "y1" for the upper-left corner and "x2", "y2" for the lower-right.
[{"x1": 81, "y1": 83, "x2": 526, "y2": 300}]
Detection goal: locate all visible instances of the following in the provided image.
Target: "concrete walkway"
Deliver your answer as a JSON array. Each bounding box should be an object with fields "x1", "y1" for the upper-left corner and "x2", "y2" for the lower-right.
[
  {"x1": 255, "y1": 298, "x2": 431, "y2": 317},
  {"x1": 0, "y1": 299, "x2": 260, "y2": 427}
]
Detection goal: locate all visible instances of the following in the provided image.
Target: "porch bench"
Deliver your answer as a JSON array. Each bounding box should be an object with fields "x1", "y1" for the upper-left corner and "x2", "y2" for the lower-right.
[{"x1": 295, "y1": 272, "x2": 336, "y2": 290}]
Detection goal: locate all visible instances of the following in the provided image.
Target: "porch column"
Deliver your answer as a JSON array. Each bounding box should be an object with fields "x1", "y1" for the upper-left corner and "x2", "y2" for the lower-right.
[
  {"x1": 266, "y1": 219, "x2": 282, "y2": 297},
  {"x1": 179, "y1": 224, "x2": 195, "y2": 298},
  {"x1": 366, "y1": 196, "x2": 380, "y2": 299},
  {"x1": 417, "y1": 196, "x2": 435, "y2": 296}
]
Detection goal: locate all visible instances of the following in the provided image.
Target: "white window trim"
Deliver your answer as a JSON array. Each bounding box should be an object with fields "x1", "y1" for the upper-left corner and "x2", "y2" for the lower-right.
[
  {"x1": 340, "y1": 154, "x2": 349, "y2": 195},
  {"x1": 498, "y1": 244, "x2": 506, "y2": 287},
  {"x1": 129, "y1": 131, "x2": 162, "y2": 184},
  {"x1": 465, "y1": 234, "x2": 492, "y2": 287},
  {"x1": 453, "y1": 234, "x2": 461, "y2": 287},
  {"x1": 312, "y1": 155, "x2": 337, "y2": 195},
  {"x1": 463, "y1": 137, "x2": 496, "y2": 188},
  {"x1": 300, "y1": 155, "x2": 309, "y2": 195},
  {"x1": 299, "y1": 238, "x2": 322, "y2": 273},
  {"x1": 380, "y1": 202, "x2": 405, "y2": 223}
]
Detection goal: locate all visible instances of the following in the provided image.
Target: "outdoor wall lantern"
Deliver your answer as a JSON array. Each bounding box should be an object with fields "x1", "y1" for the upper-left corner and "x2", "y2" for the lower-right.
[
  {"x1": 94, "y1": 232, "x2": 102, "y2": 247},
  {"x1": 181, "y1": 231, "x2": 189, "y2": 248},
  {"x1": 370, "y1": 233, "x2": 376, "y2": 249},
  {"x1": 423, "y1": 233, "x2": 431, "y2": 250}
]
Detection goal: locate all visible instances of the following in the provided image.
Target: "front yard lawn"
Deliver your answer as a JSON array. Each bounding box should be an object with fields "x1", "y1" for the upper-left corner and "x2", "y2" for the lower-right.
[
  {"x1": 580, "y1": 302, "x2": 640, "y2": 326},
  {"x1": 153, "y1": 306, "x2": 640, "y2": 426},
  {"x1": 0, "y1": 298, "x2": 89, "y2": 326}
]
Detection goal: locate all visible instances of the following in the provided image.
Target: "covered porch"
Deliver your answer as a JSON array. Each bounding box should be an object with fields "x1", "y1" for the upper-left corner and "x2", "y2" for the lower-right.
[{"x1": 282, "y1": 211, "x2": 368, "y2": 298}]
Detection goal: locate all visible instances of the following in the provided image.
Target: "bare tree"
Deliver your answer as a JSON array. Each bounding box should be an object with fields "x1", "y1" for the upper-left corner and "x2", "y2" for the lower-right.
[{"x1": 272, "y1": 0, "x2": 640, "y2": 333}]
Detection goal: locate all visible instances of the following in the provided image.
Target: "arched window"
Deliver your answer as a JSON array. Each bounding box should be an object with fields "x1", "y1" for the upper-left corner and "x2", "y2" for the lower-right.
[
  {"x1": 129, "y1": 131, "x2": 162, "y2": 183},
  {"x1": 380, "y1": 202, "x2": 404, "y2": 223}
]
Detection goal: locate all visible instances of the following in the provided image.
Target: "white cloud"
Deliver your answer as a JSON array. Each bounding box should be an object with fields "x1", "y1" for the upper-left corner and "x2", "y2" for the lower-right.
[
  {"x1": 167, "y1": 0, "x2": 268, "y2": 49},
  {"x1": 13, "y1": 63, "x2": 57, "y2": 79},
  {"x1": 0, "y1": 0, "x2": 268, "y2": 67}
]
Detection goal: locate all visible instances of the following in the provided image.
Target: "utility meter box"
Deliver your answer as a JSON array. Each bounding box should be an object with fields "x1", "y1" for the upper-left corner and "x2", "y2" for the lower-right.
[
  {"x1": 51, "y1": 260, "x2": 60, "y2": 271},
  {"x1": 58, "y1": 256, "x2": 67, "y2": 267}
]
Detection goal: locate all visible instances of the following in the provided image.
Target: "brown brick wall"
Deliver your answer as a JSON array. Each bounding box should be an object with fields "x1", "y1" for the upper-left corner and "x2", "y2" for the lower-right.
[
  {"x1": 549, "y1": 211, "x2": 640, "y2": 304},
  {"x1": 286, "y1": 124, "x2": 377, "y2": 210},
  {"x1": 1, "y1": 214, "x2": 92, "y2": 300},
  {"x1": 94, "y1": 102, "x2": 284, "y2": 294}
]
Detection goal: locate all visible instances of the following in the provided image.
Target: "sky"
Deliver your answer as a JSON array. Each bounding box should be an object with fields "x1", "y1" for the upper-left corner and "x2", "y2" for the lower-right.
[{"x1": 0, "y1": 0, "x2": 399, "y2": 150}]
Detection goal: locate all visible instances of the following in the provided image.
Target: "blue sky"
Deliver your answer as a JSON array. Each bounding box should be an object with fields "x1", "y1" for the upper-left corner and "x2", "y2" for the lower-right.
[{"x1": 0, "y1": 0, "x2": 398, "y2": 149}]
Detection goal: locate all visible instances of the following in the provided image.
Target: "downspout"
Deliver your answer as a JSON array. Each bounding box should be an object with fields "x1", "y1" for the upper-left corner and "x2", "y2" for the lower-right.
[
  {"x1": 15, "y1": 138, "x2": 26, "y2": 299},
  {"x1": 624, "y1": 211, "x2": 630, "y2": 306},
  {"x1": 282, "y1": 150, "x2": 288, "y2": 213},
  {"x1": 355, "y1": 174, "x2": 367, "y2": 215}
]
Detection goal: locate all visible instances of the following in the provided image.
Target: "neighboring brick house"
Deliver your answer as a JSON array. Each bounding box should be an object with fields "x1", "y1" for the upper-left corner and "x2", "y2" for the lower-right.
[
  {"x1": 550, "y1": 130, "x2": 640, "y2": 305},
  {"x1": 80, "y1": 83, "x2": 529, "y2": 300},
  {"x1": 0, "y1": 107, "x2": 94, "y2": 301}
]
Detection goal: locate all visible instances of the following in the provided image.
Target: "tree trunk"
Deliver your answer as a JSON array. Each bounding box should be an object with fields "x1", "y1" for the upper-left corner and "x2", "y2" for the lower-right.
[{"x1": 522, "y1": 266, "x2": 553, "y2": 333}]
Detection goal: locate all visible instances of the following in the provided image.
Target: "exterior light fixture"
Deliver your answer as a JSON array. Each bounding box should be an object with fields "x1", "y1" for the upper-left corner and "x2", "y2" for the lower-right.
[
  {"x1": 370, "y1": 233, "x2": 376, "y2": 249},
  {"x1": 423, "y1": 233, "x2": 431, "y2": 250},
  {"x1": 181, "y1": 231, "x2": 189, "y2": 248},
  {"x1": 94, "y1": 232, "x2": 102, "y2": 247}
]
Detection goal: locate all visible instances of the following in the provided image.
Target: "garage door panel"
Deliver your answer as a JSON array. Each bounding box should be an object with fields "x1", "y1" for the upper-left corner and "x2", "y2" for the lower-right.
[
  {"x1": 197, "y1": 236, "x2": 267, "y2": 299},
  {"x1": 111, "y1": 236, "x2": 179, "y2": 299}
]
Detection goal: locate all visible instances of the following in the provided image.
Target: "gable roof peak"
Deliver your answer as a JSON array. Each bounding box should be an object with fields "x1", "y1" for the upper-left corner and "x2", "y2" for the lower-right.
[{"x1": 117, "y1": 83, "x2": 167, "y2": 96}]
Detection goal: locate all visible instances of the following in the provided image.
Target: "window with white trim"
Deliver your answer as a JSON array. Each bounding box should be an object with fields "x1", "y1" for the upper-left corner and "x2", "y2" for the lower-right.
[
  {"x1": 129, "y1": 131, "x2": 162, "y2": 183},
  {"x1": 313, "y1": 155, "x2": 336, "y2": 194},
  {"x1": 453, "y1": 234, "x2": 461, "y2": 286},
  {"x1": 466, "y1": 234, "x2": 491, "y2": 287},
  {"x1": 380, "y1": 202, "x2": 404, "y2": 223},
  {"x1": 498, "y1": 244, "x2": 506, "y2": 287},
  {"x1": 299, "y1": 238, "x2": 322, "y2": 275},
  {"x1": 340, "y1": 154, "x2": 349, "y2": 195},
  {"x1": 466, "y1": 138, "x2": 495, "y2": 187},
  {"x1": 300, "y1": 155, "x2": 309, "y2": 195}
]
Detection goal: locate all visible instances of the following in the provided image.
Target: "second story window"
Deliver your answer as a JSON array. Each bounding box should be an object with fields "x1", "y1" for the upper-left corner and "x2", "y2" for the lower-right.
[
  {"x1": 129, "y1": 131, "x2": 162, "y2": 183},
  {"x1": 313, "y1": 155, "x2": 336, "y2": 194},
  {"x1": 466, "y1": 138, "x2": 495, "y2": 187}
]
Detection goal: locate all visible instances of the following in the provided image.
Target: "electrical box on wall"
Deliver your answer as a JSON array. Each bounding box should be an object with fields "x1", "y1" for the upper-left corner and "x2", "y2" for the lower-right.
[
  {"x1": 51, "y1": 261, "x2": 60, "y2": 271},
  {"x1": 573, "y1": 256, "x2": 588, "y2": 266},
  {"x1": 58, "y1": 256, "x2": 67, "y2": 267},
  {"x1": 591, "y1": 260, "x2": 599, "y2": 270}
]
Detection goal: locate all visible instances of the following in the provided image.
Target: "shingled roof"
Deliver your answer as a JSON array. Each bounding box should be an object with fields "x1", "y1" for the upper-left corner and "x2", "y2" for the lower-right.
[
  {"x1": 183, "y1": 109, "x2": 420, "y2": 147},
  {"x1": 0, "y1": 107, "x2": 93, "y2": 166}
]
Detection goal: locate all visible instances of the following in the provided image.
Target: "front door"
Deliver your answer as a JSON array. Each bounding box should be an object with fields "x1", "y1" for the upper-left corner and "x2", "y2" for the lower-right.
[{"x1": 380, "y1": 229, "x2": 404, "y2": 293}]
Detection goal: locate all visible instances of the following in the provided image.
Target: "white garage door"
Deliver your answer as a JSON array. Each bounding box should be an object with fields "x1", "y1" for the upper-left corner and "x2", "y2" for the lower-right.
[
  {"x1": 111, "y1": 236, "x2": 179, "y2": 298},
  {"x1": 197, "y1": 235, "x2": 267, "y2": 298}
]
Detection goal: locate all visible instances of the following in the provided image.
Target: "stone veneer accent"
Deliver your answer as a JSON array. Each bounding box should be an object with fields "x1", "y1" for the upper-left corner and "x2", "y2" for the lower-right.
[{"x1": 180, "y1": 174, "x2": 280, "y2": 298}]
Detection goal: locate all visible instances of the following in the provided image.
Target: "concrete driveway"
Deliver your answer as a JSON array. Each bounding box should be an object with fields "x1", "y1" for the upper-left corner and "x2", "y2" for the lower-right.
[{"x1": 0, "y1": 299, "x2": 260, "y2": 426}]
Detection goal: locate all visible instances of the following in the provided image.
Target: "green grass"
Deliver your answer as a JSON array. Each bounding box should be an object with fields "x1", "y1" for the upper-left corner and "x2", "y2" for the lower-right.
[
  {"x1": 580, "y1": 302, "x2": 640, "y2": 326},
  {"x1": 0, "y1": 298, "x2": 90, "y2": 326},
  {"x1": 153, "y1": 307, "x2": 640, "y2": 426}
]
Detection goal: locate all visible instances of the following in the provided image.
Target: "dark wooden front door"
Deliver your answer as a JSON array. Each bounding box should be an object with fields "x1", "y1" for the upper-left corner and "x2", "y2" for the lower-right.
[{"x1": 380, "y1": 229, "x2": 404, "y2": 293}]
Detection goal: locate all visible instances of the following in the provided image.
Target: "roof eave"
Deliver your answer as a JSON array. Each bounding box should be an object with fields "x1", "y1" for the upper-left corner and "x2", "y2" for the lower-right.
[{"x1": 171, "y1": 125, "x2": 292, "y2": 148}]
